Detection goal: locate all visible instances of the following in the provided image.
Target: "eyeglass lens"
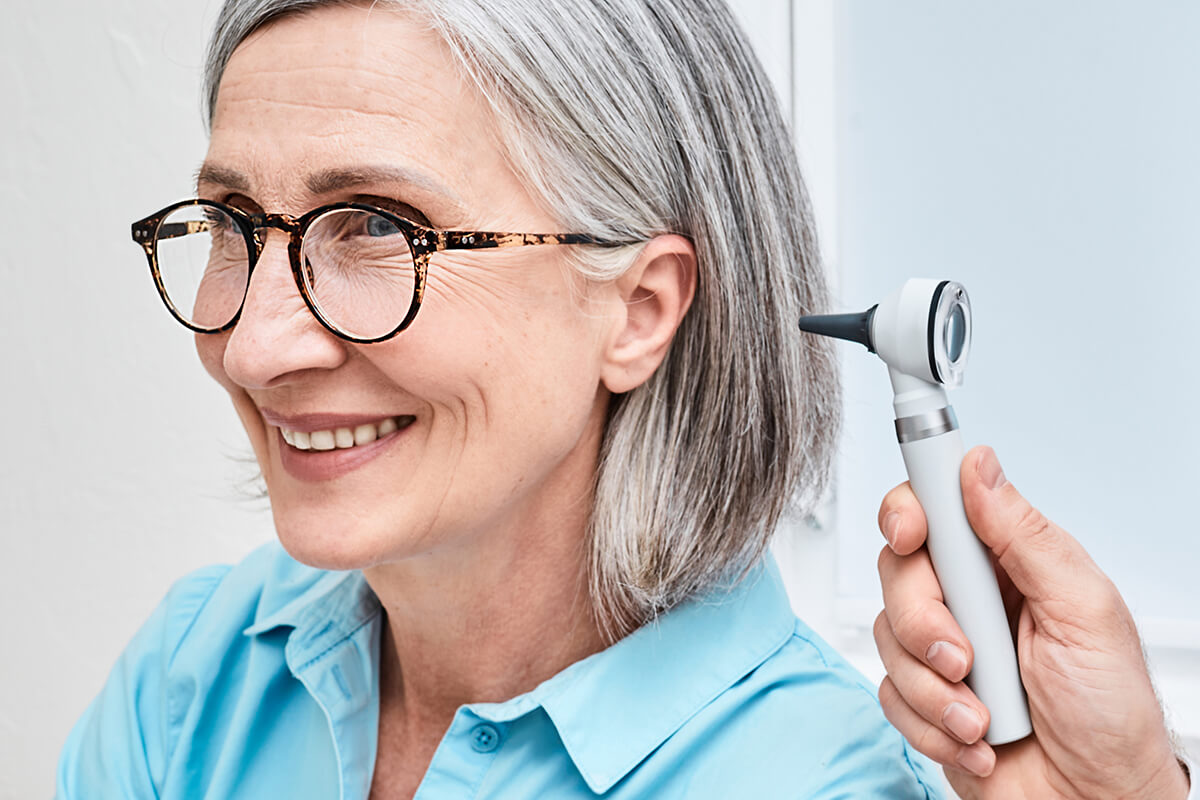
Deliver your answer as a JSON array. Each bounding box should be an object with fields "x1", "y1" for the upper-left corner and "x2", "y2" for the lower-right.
[
  {"x1": 300, "y1": 208, "x2": 415, "y2": 340},
  {"x1": 155, "y1": 204, "x2": 248, "y2": 330},
  {"x1": 153, "y1": 203, "x2": 417, "y2": 339}
]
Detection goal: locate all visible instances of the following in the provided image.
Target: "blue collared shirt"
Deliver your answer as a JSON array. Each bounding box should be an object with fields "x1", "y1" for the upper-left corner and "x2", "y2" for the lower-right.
[{"x1": 57, "y1": 542, "x2": 941, "y2": 798}]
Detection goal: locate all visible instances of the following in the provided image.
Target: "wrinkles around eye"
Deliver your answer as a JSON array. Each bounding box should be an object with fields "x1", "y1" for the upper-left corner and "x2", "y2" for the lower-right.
[{"x1": 423, "y1": 253, "x2": 532, "y2": 314}]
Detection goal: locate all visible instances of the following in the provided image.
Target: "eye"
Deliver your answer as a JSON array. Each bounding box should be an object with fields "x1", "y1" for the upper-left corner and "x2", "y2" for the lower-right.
[
  {"x1": 356, "y1": 196, "x2": 433, "y2": 227},
  {"x1": 366, "y1": 214, "x2": 401, "y2": 238},
  {"x1": 201, "y1": 206, "x2": 242, "y2": 243},
  {"x1": 202, "y1": 207, "x2": 226, "y2": 227},
  {"x1": 223, "y1": 193, "x2": 263, "y2": 216}
]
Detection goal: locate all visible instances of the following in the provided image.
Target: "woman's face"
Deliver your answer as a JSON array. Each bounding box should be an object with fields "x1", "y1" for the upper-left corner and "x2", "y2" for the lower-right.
[{"x1": 198, "y1": 4, "x2": 618, "y2": 569}]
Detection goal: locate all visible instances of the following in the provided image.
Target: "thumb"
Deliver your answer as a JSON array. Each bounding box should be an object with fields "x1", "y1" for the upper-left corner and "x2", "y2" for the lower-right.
[{"x1": 960, "y1": 446, "x2": 1102, "y2": 605}]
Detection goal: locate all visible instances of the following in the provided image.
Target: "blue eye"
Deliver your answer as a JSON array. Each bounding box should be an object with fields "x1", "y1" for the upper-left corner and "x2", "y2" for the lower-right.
[{"x1": 366, "y1": 214, "x2": 400, "y2": 237}]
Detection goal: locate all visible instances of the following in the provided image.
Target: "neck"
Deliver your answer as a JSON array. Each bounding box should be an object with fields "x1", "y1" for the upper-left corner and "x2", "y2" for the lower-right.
[
  {"x1": 361, "y1": 411, "x2": 609, "y2": 736},
  {"x1": 368, "y1": 523, "x2": 604, "y2": 726}
]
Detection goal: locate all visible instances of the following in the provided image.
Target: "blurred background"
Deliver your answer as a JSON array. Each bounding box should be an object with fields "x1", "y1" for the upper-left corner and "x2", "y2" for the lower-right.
[{"x1": 2, "y1": 1, "x2": 1197, "y2": 797}]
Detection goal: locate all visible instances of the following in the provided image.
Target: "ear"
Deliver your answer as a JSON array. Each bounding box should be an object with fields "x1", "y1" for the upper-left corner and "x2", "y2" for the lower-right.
[{"x1": 600, "y1": 234, "x2": 697, "y2": 394}]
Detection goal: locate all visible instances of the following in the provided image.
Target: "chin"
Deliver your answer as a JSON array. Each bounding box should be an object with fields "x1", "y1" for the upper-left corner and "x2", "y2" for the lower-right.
[{"x1": 270, "y1": 506, "x2": 426, "y2": 572}]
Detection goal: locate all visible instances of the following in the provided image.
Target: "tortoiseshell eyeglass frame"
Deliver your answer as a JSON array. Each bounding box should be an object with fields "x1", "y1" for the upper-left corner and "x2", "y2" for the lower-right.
[{"x1": 131, "y1": 198, "x2": 636, "y2": 344}]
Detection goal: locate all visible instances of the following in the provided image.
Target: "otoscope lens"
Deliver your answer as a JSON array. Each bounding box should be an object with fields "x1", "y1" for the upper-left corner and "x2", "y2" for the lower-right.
[{"x1": 946, "y1": 304, "x2": 966, "y2": 362}]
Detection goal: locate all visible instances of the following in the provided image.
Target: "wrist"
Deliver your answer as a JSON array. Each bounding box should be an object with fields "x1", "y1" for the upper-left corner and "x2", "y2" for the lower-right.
[
  {"x1": 1146, "y1": 753, "x2": 1191, "y2": 800},
  {"x1": 1112, "y1": 743, "x2": 1192, "y2": 800}
]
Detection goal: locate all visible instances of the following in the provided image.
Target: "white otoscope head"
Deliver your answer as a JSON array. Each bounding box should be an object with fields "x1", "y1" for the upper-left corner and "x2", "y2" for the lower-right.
[{"x1": 798, "y1": 278, "x2": 972, "y2": 387}]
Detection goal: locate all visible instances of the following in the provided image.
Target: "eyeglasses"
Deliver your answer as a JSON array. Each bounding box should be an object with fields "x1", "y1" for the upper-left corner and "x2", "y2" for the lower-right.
[{"x1": 131, "y1": 198, "x2": 634, "y2": 343}]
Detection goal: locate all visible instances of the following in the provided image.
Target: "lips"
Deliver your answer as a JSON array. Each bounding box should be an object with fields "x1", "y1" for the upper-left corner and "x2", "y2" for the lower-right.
[{"x1": 260, "y1": 409, "x2": 417, "y2": 481}]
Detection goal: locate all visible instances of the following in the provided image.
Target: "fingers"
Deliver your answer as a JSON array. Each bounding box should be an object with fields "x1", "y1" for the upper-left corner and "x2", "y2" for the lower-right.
[
  {"x1": 878, "y1": 675, "x2": 996, "y2": 778},
  {"x1": 874, "y1": 609, "x2": 990, "y2": 740},
  {"x1": 878, "y1": 481, "x2": 928, "y2": 555},
  {"x1": 875, "y1": 544, "x2": 995, "y2": 775},
  {"x1": 877, "y1": 545, "x2": 973, "y2": 683},
  {"x1": 959, "y1": 446, "x2": 1106, "y2": 604}
]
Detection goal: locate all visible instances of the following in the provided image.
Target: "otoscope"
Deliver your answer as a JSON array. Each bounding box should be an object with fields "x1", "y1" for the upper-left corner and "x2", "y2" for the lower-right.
[{"x1": 799, "y1": 279, "x2": 1032, "y2": 745}]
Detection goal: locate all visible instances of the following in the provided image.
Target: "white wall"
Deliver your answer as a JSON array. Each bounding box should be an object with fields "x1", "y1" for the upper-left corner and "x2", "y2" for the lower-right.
[{"x1": 1, "y1": 4, "x2": 274, "y2": 798}]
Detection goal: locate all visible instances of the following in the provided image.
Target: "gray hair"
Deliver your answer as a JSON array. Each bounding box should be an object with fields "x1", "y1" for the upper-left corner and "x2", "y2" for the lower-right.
[{"x1": 204, "y1": 0, "x2": 840, "y2": 639}]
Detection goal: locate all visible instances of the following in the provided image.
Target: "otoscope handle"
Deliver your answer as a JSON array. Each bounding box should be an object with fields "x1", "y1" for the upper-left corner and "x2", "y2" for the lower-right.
[{"x1": 898, "y1": 426, "x2": 1033, "y2": 745}]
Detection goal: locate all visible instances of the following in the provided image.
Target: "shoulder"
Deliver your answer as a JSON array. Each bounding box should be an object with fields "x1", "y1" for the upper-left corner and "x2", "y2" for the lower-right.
[
  {"x1": 57, "y1": 542, "x2": 339, "y2": 798},
  {"x1": 757, "y1": 618, "x2": 942, "y2": 798},
  {"x1": 584, "y1": 556, "x2": 945, "y2": 799},
  {"x1": 669, "y1": 617, "x2": 943, "y2": 799},
  {"x1": 157, "y1": 540, "x2": 335, "y2": 652},
  {"x1": 76, "y1": 538, "x2": 330, "y2": 697}
]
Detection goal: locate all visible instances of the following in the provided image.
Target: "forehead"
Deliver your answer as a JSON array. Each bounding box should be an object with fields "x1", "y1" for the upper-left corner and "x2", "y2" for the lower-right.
[{"x1": 207, "y1": 4, "x2": 519, "y2": 221}]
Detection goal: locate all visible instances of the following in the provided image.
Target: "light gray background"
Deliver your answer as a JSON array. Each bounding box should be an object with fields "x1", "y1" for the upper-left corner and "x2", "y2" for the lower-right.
[
  {"x1": 2, "y1": 3, "x2": 273, "y2": 797},
  {"x1": 833, "y1": 0, "x2": 1200, "y2": 627},
  {"x1": 2, "y1": 2, "x2": 1197, "y2": 799},
  {"x1": 825, "y1": 0, "x2": 1200, "y2": 775}
]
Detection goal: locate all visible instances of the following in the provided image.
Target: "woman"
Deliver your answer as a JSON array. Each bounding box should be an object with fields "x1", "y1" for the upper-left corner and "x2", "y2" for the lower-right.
[{"x1": 57, "y1": 0, "x2": 938, "y2": 797}]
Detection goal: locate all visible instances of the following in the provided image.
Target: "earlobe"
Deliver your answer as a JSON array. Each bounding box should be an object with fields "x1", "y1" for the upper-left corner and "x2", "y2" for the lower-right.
[{"x1": 600, "y1": 234, "x2": 697, "y2": 394}]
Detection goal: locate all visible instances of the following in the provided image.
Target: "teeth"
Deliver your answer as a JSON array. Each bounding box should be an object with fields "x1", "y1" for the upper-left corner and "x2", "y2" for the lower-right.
[
  {"x1": 280, "y1": 416, "x2": 409, "y2": 452},
  {"x1": 354, "y1": 424, "x2": 377, "y2": 446}
]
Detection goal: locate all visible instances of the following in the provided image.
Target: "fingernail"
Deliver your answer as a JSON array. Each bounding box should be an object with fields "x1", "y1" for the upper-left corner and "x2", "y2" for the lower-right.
[
  {"x1": 883, "y1": 512, "x2": 901, "y2": 548},
  {"x1": 956, "y1": 742, "x2": 994, "y2": 777},
  {"x1": 943, "y1": 702, "x2": 984, "y2": 744},
  {"x1": 926, "y1": 641, "x2": 968, "y2": 682},
  {"x1": 977, "y1": 448, "x2": 1007, "y2": 490}
]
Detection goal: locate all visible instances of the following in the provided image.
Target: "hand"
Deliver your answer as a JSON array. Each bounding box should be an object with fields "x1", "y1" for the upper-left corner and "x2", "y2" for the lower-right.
[{"x1": 874, "y1": 445, "x2": 1190, "y2": 800}]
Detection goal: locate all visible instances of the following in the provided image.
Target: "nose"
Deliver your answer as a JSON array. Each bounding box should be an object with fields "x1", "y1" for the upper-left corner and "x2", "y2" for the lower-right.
[{"x1": 221, "y1": 230, "x2": 346, "y2": 390}]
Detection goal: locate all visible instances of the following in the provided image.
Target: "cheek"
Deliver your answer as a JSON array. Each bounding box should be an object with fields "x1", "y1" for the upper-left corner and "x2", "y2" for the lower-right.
[
  {"x1": 366, "y1": 288, "x2": 606, "y2": 479},
  {"x1": 416, "y1": 261, "x2": 607, "y2": 408},
  {"x1": 424, "y1": 253, "x2": 530, "y2": 324},
  {"x1": 195, "y1": 332, "x2": 274, "y2": 472}
]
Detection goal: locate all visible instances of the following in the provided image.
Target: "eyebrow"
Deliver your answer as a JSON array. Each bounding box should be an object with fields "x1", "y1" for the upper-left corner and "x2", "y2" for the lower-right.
[
  {"x1": 194, "y1": 163, "x2": 467, "y2": 210},
  {"x1": 194, "y1": 163, "x2": 250, "y2": 193}
]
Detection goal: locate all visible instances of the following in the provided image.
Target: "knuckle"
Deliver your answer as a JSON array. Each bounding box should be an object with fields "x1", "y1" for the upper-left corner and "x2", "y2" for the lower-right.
[
  {"x1": 878, "y1": 482, "x2": 912, "y2": 519},
  {"x1": 911, "y1": 662, "x2": 951, "y2": 715},
  {"x1": 975, "y1": 700, "x2": 991, "y2": 732},
  {"x1": 913, "y1": 724, "x2": 946, "y2": 760},
  {"x1": 872, "y1": 610, "x2": 891, "y2": 646},
  {"x1": 890, "y1": 603, "x2": 933, "y2": 652},
  {"x1": 877, "y1": 545, "x2": 894, "y2": 576},
  {"x1": 877, "y1": 677, "x2": 901, "y2": 717},
  {"x1": 1087, "y1": 576, "x2": 1133, "y2": 631},
  {"x1": 1014, "y1": 502, "x2": 1052, "y2": 540},
  {"x1": 879, "y1": 684, "x2": 951, "y2": 763}
]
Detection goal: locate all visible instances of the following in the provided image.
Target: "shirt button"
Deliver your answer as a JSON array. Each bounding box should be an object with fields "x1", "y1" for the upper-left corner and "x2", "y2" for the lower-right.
[{"x1": 469, "y1": 723, "x2": 501, "y2": 753}]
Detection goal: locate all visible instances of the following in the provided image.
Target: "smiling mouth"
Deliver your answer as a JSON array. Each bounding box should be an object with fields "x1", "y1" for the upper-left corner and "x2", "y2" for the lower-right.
[{"x1": 279, "y1": 415, "x2": 416, "y2": 451}]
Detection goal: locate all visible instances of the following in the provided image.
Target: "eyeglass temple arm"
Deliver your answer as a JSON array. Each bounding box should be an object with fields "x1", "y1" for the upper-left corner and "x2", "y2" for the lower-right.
[
  {"x1": 156, "y1": 220, "x2": 211, "y2": 240},
  {"x1": 438, "y1": 230, "x2": 633, "y2": 251},
  {"x1": 132, "y1": 219, "x2": 212, "y2": 250}
]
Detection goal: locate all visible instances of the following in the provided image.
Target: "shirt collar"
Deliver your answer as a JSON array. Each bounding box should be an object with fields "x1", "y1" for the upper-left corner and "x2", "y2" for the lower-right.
[
  {"x1": 242, "y1": 558, "x2": 380, "y2": 667},
  {"x1": 242, "y1": 549, "x2": 797, "y2": 795}
]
